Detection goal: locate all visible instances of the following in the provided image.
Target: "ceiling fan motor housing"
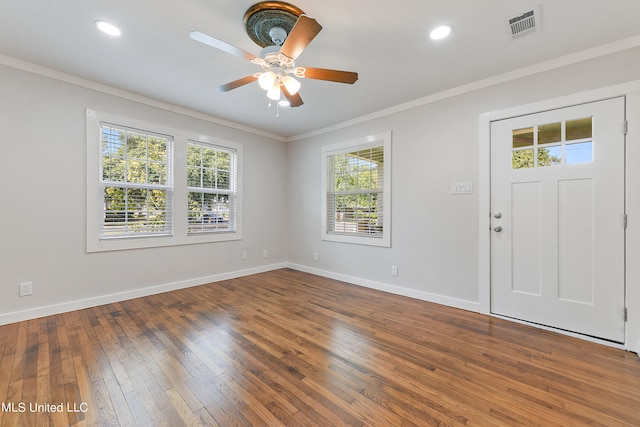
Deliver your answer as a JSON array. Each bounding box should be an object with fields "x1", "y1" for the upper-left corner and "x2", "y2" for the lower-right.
[{"x1": 243, "y1": 1, "x2": 304, "y2": 47}]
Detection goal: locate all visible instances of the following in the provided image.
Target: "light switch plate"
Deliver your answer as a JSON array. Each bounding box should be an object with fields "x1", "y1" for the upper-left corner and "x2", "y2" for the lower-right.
[{"x1": 451, "y1": 182, "x2": 473, "y2": 194}]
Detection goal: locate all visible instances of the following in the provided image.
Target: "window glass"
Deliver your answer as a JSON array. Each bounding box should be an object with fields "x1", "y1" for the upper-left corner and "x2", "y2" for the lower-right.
[
  {"x1": 88, "y1": 110, "x2": 244, "y2": 252},
  {"x1": 566, "y1": 141, "x2": 593, "y2": 164},
  {"x1": 513, "y1": 127, "x2": 534, "y2": 148},
  {"x1": 100, "y1": 124, "x2": 172, "y2": 238},
  {"x1": 322, "y1": 132, "x2": 391, "y2": 247},
  {"x1": 512, "y1": 118, "x2": 593, "y2": 169},
  {"x1": 566, "y1": 117, "x2": 592, "y2": 141},
  {"x1": 512, "y1": 149, "x2": 535, "y2": 169},
  {"x1": 187, "y1": 141, "x2": 237, "y2": 235},
  {"x1": 328, "y1": 148, "x2": 383, "y2": 238},
  {"x1": 538, "y1": 122, "x2": 561, "y2": 145},
  {"x1": 538, "y1": 146, "x2": 562, "y2": 167}
]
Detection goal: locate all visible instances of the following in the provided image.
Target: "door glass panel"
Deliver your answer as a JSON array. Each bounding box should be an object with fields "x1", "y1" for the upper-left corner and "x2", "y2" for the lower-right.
[
  {"x1": 566, "y1": 141, "x2": 592, "y2": 164},
  {"x1": 538, "y1": 146, "x2": 562, "y2": 167},
  {"x1": 566, "y1": 117, "x2": 592, "y2": 140},
  {"x1": 538, "y1": 122, "x2": 561, "y2": 144},
  {"x1": 513, "y1": 127, "x2": 534, "y2": 148},
  {"x1": 513, "y1": 149, "x2": 534, "y2": 169}
]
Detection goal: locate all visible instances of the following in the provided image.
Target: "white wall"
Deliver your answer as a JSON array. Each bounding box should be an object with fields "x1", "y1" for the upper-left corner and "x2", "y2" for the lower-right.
[
  {"x1": 0, "y1": 63, "x2": 287, "y2": 324},
  {"x1": 286, "y1": 46, "x2": 640, "y2": 351},
  {"x1": 2, "y1": 45, "x2": 639, "y2": 353}
]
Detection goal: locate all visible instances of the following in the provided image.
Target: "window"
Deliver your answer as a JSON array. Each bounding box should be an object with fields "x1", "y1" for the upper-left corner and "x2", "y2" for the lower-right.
[
  {"x1": 187, "y1": 141, "x2": 237, "y2": 234},
  {"x1": 100, "y1": 123, "x2": 173, "y2": 238},
  {"x1": 511, "y1": 117, "x2": 593, "y2": 169},
  {"x1": 322, "y1": 132, "x2": 391, "y2": 247},
  {"x1": 86, "y1": 110, "x2": 243, "y2": 252}
]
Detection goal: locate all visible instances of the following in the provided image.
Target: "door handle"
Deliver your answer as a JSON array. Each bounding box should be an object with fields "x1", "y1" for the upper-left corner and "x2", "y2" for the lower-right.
[
  {"x1": 494, "y1": 212, "x2": 502, "y2": 219},
  {"x1": 493, "y1": 226, "x2": 502, "y2": 232}
]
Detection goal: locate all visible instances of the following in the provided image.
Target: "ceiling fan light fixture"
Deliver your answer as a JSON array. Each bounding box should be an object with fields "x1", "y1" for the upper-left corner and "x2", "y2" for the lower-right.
[
  {"x1": 258, "y1": 71, "x2": 277, "y2": 90},
  {"x1": 192, "y1": 4, "x2": 358, "y2": 110},
  {"x1": 282, "y1": 75, "x2": 301, "y2": 95},
  {"x1": 266, "y1": 82, "x2": 281, "y2": 100}
]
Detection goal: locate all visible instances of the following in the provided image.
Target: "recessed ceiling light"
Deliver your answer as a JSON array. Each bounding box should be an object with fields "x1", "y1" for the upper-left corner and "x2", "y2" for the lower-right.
[
  {"x1": 95, "y1": 20, "x2": 121, "y2": 37},
  {"x1": 430, "y1": 25, "x2": 452, "y2": 40}
]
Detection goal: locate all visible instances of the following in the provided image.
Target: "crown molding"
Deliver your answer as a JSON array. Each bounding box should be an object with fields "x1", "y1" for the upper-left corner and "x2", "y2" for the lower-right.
[
  {"x1": 287, "y1": 34, "x2": 640, "y2": 142},
  {"x1": 0, "y1": 53, "x2": 287, "y2": 142},
  {"x1": 2, "y1": 33, "x2": 640, "y2": 144}
]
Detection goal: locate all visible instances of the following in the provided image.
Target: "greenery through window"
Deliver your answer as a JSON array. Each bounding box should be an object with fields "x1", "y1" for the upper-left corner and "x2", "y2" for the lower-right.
[
  {"x1": 511, "y1": 118, "x2": 593, "y2": 169},
  {"x1": 100, "y1": 124, "x2": 172, "y2": 238},
  {"x1": 88, "y1": 110, "x2": 243, "y2": 252},
  {"x1": 326, "y1": 146, "x2": 384, "y2": 237},
  {"x1": 187, "y1": 142, "x2": 237, "y2": 234}
]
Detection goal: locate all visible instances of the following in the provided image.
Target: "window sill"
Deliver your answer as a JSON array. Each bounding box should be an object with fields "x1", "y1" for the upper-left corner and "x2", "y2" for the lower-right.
[
  {"x1": 87, "y1": 231, "x2": 242, "y2": 253},
  {"x1": 322, "y1": 232, "x2": 390, "y2": 248}
]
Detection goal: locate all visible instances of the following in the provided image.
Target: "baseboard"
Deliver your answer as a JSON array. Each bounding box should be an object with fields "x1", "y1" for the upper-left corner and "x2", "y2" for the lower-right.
[
  {"x1": 0, "y1": 262, "x2": 287, "y2": 326},
  {"x1": 287, "y1": 263, "x2": 481, "y2": 313}
]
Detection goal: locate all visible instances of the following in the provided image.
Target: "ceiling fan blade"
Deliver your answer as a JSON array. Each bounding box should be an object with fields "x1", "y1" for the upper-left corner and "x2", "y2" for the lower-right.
[
  {"x1": 189, "y1": 31, "x2": 256, "y2": 61},
  {"x1": 302, "y1": 67, "x2": 359, "y2": 84},
  {"x1": 279, "y1": 16, "x2": 322, "y2": 60},
  {"x1": 282, "y1": 86, "x2": 303, "y2": 107},
  {"x1": 216, "y1": 75, "x2": 258, "y2": 92}
]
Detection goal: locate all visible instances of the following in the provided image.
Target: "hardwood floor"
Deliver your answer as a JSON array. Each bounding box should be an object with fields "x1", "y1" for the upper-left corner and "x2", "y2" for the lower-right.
[{"x1": 0, "y1": 269, "x2": 639, "y2": 426}]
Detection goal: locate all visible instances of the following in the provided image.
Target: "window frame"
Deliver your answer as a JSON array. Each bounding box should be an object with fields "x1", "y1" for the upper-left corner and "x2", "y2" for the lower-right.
[
  {"x1": 511, "y1": 117, "x2": 594, "y2": 169},
  {"x1": 186, "y1": 140, "x2": 238, "y2": 235},
  {"x1": 321, "y1": 131, "x2": 391, "y2": 247},
  {"x1": 86, "y1": 109, "x2": 243, "y2": 253},
  {"x1": 99, "y1": 122, "x2": 174, "y2": 239}
]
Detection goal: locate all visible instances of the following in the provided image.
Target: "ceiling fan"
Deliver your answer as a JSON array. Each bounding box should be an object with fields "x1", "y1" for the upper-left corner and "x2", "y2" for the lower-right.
[{"x1": 189, "y1": 1, "x2": 358, "y2": 107}]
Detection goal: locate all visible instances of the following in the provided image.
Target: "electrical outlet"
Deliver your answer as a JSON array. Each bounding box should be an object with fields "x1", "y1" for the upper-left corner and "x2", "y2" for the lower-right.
[
  {"x1": 263, "y1": 250, "x2": 268, "y2": 258},
  {"x1": 313, "y1": 252, "x2": 319, "y2": 261},
  {"x1": 242, "y1": 251, "x2": 248, "y2": 260},
  {"x1": 391, "y1": 265, "x2": 398, "y2": 276},
  {"x1": 19, "y1": 281, "x2": 33, "y2": 297}
]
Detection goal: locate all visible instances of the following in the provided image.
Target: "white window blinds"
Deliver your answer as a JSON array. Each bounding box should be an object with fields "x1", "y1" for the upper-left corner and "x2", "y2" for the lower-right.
[
  {"x1": 100, "y1": 123, "x2": 173, "y2": 239},
  {"x1": 187, "y1": 141, "x2": 237, "y2": 234},
  {"x1": 327, "y1": 146, "x2": 385, "y2": 237},
  {"x1": 322, "y1": 132, "x2": 391, "y2": 247}
]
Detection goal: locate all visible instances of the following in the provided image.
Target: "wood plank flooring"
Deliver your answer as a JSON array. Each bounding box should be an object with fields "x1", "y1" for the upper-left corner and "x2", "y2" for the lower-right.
[{"x1": 0, "y1": 268, "x2": 639, "y2": 426}]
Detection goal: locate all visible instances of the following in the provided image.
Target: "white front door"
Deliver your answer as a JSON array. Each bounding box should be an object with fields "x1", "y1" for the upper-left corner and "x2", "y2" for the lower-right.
[{"x1": 490, "y1": 97, "x2": 626, "y2": 343}]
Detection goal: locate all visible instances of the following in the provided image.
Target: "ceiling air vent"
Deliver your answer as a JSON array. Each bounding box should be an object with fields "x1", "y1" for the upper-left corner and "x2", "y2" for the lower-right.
[{"x1": 508, "y1": 5, "x2": 541, "y2": 39}]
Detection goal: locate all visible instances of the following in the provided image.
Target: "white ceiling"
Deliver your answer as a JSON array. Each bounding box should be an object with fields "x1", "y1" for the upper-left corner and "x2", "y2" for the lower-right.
[{"x1": 1, "y1": 0, "x2": 639, "y2": 139}]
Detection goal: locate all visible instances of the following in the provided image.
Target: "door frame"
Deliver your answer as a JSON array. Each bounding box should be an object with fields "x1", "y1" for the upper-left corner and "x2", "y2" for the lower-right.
[{"x1": 478, "y1": 80, "x2": 640, "y2": 352}]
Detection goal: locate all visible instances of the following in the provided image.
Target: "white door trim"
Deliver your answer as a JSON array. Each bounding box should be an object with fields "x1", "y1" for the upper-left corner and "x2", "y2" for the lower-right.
[{"x1": 478, "y1": 79, "x2": 640, "y2": 351}]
